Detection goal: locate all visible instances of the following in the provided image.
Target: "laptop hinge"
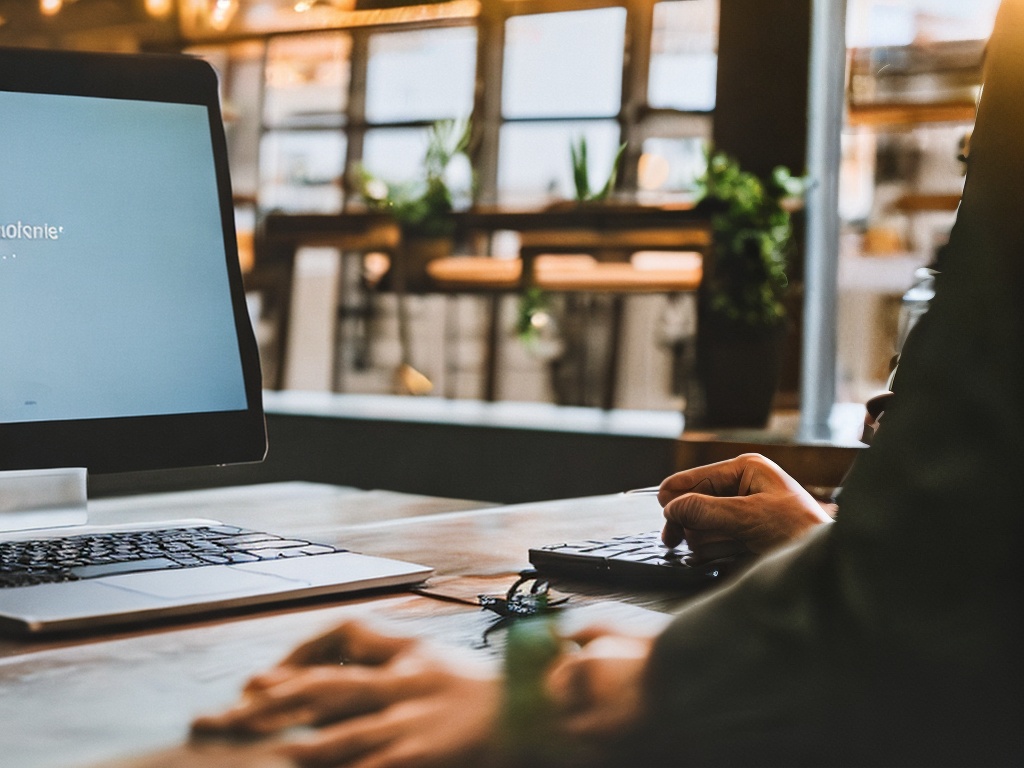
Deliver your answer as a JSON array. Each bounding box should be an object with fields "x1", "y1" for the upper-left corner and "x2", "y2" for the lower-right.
[{"x1": 0, "y1": 468, "x2": 88, "y2": 533}]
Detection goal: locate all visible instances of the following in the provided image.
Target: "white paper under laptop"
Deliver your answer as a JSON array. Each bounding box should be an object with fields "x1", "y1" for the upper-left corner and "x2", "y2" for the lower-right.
[{"x1": 0, "y1": 48, "x2": 430, "y2": 636}]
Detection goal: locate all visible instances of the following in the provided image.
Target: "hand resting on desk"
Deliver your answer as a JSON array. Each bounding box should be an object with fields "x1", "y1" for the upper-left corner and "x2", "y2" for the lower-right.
[
  {"x1": 191, "y1": 620, "x2": 654, "y2": 767},
  {"x1": 658, "y1": 453, "x2": 833, "y2": 558}
]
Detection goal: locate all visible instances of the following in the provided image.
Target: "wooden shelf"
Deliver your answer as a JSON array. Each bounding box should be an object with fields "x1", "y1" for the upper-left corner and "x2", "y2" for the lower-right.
[
  {"x1": 847, "y1": 100, "x2": 977, "y2": 127},
  {"x1": 891, "y1": 193, "x2": 962, "y2": 213}
]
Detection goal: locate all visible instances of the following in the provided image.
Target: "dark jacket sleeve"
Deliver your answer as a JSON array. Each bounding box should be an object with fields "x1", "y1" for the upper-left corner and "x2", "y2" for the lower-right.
[{"x1": 639, "y1": 4, "x2": 1024, "y2": 766}]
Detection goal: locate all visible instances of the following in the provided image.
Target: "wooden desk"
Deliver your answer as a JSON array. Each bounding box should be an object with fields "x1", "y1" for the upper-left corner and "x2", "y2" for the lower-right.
[{"x1": 0, "y1": 483, "x2": 679, "y2": 767}]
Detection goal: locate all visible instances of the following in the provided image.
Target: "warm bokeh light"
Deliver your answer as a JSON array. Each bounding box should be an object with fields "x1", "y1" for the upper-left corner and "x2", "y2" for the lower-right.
[
  {"x1": 637, "y1": 152, "x2": 671, "y2": 191},
  {"x1": 39, "y1": 0, "x2": 63, "y2": 17},
  {"x1": 145, "y1": 0, "x2": 174, "y2": 18},
  {"x1": 210, "y1": 0, "x2": 239, "y2": 31}
]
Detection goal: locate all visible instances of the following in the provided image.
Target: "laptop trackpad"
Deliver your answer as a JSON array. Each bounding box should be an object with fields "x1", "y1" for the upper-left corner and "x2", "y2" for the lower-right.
[{"x1": 102, "y1": 565, "x2": 309, "y2": 600}]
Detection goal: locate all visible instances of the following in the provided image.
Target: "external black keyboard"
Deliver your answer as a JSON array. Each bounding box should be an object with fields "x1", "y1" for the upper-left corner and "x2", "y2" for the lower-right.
[
  {"x1": 529, "y1": 531, "x2": 749, "y2": 589},
  {"x1": 0, "y1": 525, "x2": 340, "y2": 588}
]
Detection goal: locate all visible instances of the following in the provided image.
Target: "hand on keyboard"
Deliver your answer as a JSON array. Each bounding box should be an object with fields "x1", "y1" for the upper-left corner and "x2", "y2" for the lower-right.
[{"x1": 658, "y1": 453, "x2": 834, "y2": 557}]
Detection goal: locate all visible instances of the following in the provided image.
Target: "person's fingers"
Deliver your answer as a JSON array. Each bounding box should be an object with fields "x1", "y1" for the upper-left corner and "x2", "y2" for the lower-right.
[
  {"x1": 345, "y1": 743, "x2": 431, "y2": 768},
  {"x1": 194, "y1": 665, "x2": 399, "y2": 737},
  {"x1": 661, "y1": 516, "x2": 687, "y2": 548},
  {"x1": 561, "y1": 624, "x2": 625, "y2": 647},
  {"x1": 685, "y1": 536, "x2": 749, "y2": 562},
  {"x1": 279, "y1": 621, "x2": 416, "y2": 668},
  {"x1": 282, "y1": 693, "x2": 494, "y2": 768},
  {"x1": 244, "y1": 666, "x2": 295, "y2": 694},
  {"x1": 545, "y1": 637, "x2": 648, "y2": 735},
  {"x1": 659, "y1": 454, "x2": 797, "y2": 507},
  {"x1": 663, "y1": 492, "x2": 752, "y2": 537},
  {"x1": 661, "y1": 492, "x2": 763, "y2": 555},
  {"x1": 658, "y1": 461, "x2": 741, "y2": 506},
  {"x1": 191, "y1": 693, "x2": 307, "y2": 737},
  {"x1": 279, "y1": 710, "x2": 396, "y2": 768}
]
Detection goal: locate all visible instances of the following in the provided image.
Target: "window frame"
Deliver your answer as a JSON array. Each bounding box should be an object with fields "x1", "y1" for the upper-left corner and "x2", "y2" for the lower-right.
[{"x1": 188, "y1": 0, "x2": 717, "y2": 215}]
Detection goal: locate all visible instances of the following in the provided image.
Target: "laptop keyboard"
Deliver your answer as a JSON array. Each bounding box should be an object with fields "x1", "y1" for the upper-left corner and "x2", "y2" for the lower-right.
[
  {"x1": 529, "y1": 531, "x2": 747, "y2": 588},
  {"x1": 0, "y1": 525, "x2": 341, "y2": 588}
]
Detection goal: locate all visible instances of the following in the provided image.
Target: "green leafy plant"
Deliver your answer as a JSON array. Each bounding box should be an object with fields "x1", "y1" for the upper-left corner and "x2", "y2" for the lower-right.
[
  {"x1": 357, "y1": 119, "x2": 472, "y2": 237},
  {"x1": 515, "y1": 286, "x2": 549, "y2": 341},
  {"x1": 696, "y1": 148, "x2": 805, "y2": 328},
  {"x1": 515, "y1": 137, "x2": 626, "y2": 348},
  {"x1": 570, "y1": 136, "x2": 627, "y2": 202}
]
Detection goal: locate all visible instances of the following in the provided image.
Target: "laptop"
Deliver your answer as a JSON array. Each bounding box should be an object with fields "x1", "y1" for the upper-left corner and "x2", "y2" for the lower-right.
[{"x1": 0, "y1": 47, "x2": 431, "y2": 636}]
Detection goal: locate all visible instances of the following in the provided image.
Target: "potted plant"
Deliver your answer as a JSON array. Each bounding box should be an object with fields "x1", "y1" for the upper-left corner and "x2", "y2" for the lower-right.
[
  {"x1": 357, "y1": 119, "x2": 472, "y2": 292},
  {"x1": 693, "y1": 148, "x2": 805, "y2": 427},
  {"x1": 517, "y1": 136, "x2": 626, "y2": 351}
]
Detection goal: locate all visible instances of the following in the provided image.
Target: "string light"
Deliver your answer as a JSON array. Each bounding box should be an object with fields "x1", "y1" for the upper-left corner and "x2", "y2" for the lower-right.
[{"x1": 209, "y1": 0, "x2": 239, "y2": 31}]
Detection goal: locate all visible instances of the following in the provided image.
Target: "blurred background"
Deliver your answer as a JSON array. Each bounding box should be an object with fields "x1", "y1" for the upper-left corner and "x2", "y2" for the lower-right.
[{"x1": 0, "y1": 0, "x2": 1000, "y2": 435}]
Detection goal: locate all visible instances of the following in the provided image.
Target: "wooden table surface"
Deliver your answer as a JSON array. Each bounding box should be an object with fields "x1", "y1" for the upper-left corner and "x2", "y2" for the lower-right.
[{"x1": 0, "y1": 482, "x2": 689, "y2": 768}]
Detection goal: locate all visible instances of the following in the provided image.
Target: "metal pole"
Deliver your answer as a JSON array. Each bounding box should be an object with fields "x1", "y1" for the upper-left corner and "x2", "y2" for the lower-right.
[{"x1": 799, "y1": 0, "x2": 847, "y2": 442}]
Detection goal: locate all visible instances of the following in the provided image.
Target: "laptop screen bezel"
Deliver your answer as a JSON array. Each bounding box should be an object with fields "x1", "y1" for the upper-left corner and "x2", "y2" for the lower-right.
[{"x1": 0, "y1": 47, "x2": 266, "y2": 474}]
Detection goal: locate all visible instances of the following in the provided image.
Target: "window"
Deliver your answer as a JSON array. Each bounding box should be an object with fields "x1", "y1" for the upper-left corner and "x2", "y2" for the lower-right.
[
  {"x1": 361, "y1": 126, "x2": 431, "y2": 184},
  {"x1": 502, "y1": 8, "x2": 626, "y2": 119},
  {"x1": 499, "y1": 120, "x2": 621, "y2": 204},
  {"x1": 259, "y1": 33, "x2": 351, "y2": 213},
  {"x1": 264, "y1": 33, "x2": 351, "y2": 128},
  {"x1": 193, "y1": 2, "x2": 721, "y2": 211},
  {"x1": 496, "y1": 7, "x2": 627, "y2": 204},
  {"x1": 648, "y1": 0, "x2": 718, "y2": 112},
  {"x1": 638, "y1": 136, "x2": 706, "y2": 194},
  {"x1": 259, "y1": 129, "x2": 346, "y2": 213},
  {"x1": 365, "y1": 26, "x2": 476, "y2": 123}
]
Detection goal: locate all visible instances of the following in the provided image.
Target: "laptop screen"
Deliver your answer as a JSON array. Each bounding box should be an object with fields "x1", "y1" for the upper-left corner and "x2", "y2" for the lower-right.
[
  {"x1": 0, "y1": 48, "x2": 266, "y2": 474},
  {"x1": 0, "y1": 91, "x2": 248, "y2": 423}
]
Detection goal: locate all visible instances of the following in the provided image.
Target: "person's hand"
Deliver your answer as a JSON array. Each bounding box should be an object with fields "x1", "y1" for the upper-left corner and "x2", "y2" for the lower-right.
[
  {"x1": 544, "y1": 626, "x2": 653, "y2": 740},
  {"x1": 191, "y1": 620, "x2": 501, "y2": 768},
  {"x1": 658, "y1": 453, "x2": 833, "y2": 557}
]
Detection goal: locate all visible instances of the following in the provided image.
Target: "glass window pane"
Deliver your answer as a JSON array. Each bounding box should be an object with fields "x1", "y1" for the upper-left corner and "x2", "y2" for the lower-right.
[
  {"x1": 498, "y1": 120, "x2": 621, "y2": 205},
  {"x1": 263, "y1": 33, "x2": 351, "y2": 128},
  {"x1": 366, "y1": 26, "x2": 477, "y2": 123},
  {"x1": 846, "y1": 0, "x2": 1000, "y2": 47},
  {"x1": 503, "y1": 8, "x2": 626, "y2": 119},
  {"x1": 362, "y1": 127, "x2": 432, "y2": 186},
  {"x1": 638, "y1": 137, "x2": 707, "y2": 194},
  {"x1": 649, "y1": 0, "x2": 718, "y2": 112},
  {"x1": 259, "y1": 130, "x2": 345, "y2": 214}
]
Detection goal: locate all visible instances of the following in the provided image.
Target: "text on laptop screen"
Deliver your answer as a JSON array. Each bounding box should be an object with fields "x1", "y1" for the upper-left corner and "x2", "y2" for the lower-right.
[{"x1": 0, "y1": 90, "x2": 248, "y2": 424}]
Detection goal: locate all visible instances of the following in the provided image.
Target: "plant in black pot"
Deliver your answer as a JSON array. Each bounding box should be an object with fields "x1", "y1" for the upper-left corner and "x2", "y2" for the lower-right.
[{"x1": 694, "y1": 149, "x2": 805, "y2": 427}]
